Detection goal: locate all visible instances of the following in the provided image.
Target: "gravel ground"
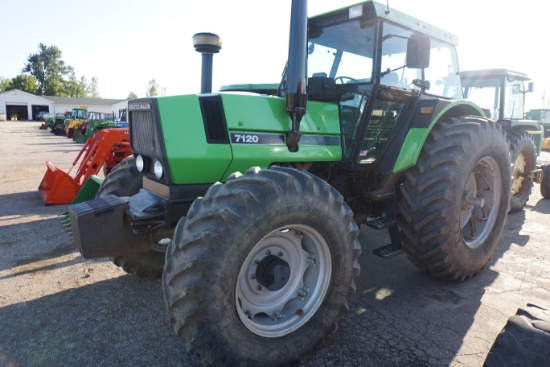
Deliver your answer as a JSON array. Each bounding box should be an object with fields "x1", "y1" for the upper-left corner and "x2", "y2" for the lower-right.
[{"x1": 1, "y1": 120, "x2": 549, "y2": 367}]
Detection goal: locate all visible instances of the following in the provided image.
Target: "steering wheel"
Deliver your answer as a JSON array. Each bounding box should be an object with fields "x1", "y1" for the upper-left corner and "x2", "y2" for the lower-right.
[{"x1": 334, "y1": 76, "x2": 357, "y2": 84}]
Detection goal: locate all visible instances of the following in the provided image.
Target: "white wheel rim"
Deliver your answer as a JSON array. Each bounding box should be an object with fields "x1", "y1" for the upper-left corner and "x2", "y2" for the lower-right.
[{"x1": 236, "y1": 224, "x2": 331, "y2": 337}]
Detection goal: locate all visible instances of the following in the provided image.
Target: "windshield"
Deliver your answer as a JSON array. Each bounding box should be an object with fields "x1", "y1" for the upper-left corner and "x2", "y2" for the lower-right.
[
  {"x1": 71, "y1": 109, "x2": 87, "y2": 119},
  {"x1": 308, "y1": 20, "x2": 375, "y2": 84},
  {"x1": 307, "y1": 19, "x2": 462, "y2": 99}
]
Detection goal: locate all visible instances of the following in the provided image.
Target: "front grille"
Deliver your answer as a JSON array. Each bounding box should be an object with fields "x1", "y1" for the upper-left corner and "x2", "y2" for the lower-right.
[{"x1": 130, "y1": 110, "x2": 162, "y2": 156}]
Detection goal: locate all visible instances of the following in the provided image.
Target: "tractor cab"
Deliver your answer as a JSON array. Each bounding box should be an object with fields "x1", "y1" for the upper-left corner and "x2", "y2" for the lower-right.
[
  {"x1": 284, "y1": 1, "x2": 463, "y2": 168},
  {"x1": 461, "y1": 68, "x2": 533, "y2": 121}
]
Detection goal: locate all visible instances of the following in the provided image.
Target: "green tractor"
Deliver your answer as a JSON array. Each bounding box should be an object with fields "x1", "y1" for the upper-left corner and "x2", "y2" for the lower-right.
[
  {"x1": 73, "y1": 111, "x2": 117, "y2": 143},
  {"x1": 461, "y1": 69, "x2": 544, "y2": 212},
  {"x1": 45, "y1": 111, "x2": 70, "y2": 132},
  {"x1": 526, "y1": 108, "x2": 550, "y2": 144},
  {"x1": 68, "y1": 1, "x2": 513, "y2": 365}
]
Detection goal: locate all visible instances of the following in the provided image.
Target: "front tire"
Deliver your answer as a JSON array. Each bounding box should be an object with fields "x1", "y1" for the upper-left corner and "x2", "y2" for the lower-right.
[
  {"x1": 484, "y1": 303, "x2": 550, "y2": 366},
  {"x1": 96, "y1": 156, "x2": 165, "y2": 279},
  {"x1": 163, "y1": 166, "x2": 361, "y2": 366},
  {"x1": 398, "y1": 117, "x2": 511, "y2": 280},
  {"x1": 507, "y1": 130, "x2": 536, "y2": 213}
]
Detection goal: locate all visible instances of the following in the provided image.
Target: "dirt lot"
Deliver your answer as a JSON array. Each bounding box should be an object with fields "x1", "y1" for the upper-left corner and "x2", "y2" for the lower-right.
[{"x1": 1, "y1": 120, "x2": 549, "y2": 366}]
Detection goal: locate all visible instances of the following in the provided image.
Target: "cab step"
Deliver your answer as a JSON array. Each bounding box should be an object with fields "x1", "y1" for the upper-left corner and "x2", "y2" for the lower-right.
[
  {"x1": 372, "y1": 243, "x2": 404, "y2": 259},
  {"x1": 366, "y1": 216, "x2": 396, "y2": 230}
]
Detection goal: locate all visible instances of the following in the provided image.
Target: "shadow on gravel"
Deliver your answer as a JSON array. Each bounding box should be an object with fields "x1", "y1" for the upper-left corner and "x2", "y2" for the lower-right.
[
  {"x1": 0, "y1": 216, "x2": 76, "y2": 272},
  {"x1": 0, "y1": 191, "x2": 75, "y2": 271},
  {"x1": 298, "y1": 212, "x2": 528, "y2": 367},
  {"x1": 529, "y1": 196, "x2": 550, "y2": 213},
  {"x1": 0, "y1": 276, "x2": 200, "y2": 367},
  {"x1": 0, "y1": 191, "x2": 66, "y2": 217},
  {"x1": 502, "y1": 210, "x2": 530, "y2": 247}
]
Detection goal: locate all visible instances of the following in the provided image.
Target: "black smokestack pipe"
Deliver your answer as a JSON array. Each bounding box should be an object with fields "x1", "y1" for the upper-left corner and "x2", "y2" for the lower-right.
[
  {"x1": 285, "y1": 0, "x2": 308, "y2": 152},
  {"x1": 192, "y1": 32, "x2": 222, "y2": 94}
]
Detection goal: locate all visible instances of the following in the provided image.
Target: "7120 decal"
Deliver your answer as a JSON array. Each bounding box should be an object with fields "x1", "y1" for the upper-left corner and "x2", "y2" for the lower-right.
[
  {"x1": 232, "y1": 133, "x2": 259, "y2": 143},
  {"x1": 230, "y1": 133, "x2": 285, "y2": 145}
]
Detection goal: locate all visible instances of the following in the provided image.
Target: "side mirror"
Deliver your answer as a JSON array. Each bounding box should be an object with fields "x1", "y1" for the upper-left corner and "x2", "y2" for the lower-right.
[{"x1": 406, "y1": 36, "x2": 430, "y2": 69}]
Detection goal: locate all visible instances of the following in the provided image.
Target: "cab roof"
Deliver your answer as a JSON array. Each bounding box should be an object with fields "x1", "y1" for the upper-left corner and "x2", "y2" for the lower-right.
[
  {"x1": 309, "y1": 0, "x2": 458, "y2": 46},
  {"x1": 460, "y1": 69, "x2": 531, "y2": 81}
]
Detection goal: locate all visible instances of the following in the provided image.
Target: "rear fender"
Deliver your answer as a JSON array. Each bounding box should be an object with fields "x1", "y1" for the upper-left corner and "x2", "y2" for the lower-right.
[{"x1": 393, "y1": 100, "x2": 485, "y2": 173}]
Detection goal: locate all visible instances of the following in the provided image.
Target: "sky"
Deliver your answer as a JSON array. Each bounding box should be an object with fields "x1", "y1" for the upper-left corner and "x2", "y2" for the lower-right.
[{"x1": 1, "y1": 0, "x2": 548, "y2": 110}]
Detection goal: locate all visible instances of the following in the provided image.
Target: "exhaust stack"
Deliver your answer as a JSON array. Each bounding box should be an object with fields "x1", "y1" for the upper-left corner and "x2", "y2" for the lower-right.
[
  {"x1": 193, "y1": 32, "x2": 222, "y2": 94},
  {"x1": 285, "y1": 0, "x2": 308, "y2": 152}
]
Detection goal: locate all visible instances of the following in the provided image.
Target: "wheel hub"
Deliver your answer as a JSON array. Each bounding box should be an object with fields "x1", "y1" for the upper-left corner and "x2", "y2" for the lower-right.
[
  {"x1": 460, "y1": 157, "x2": 502, "y2": 249},
  {"x1": 236, "y1": 225, "x2": 331, "y2": 337},
  {"x1": 256, "y1": 255, "x2": 291, "y2": 291}
]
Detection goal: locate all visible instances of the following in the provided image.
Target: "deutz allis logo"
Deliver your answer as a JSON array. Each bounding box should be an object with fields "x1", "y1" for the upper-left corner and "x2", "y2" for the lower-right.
[{"x1": 129, "y1": 103, "x2": 151, "y2": 110}]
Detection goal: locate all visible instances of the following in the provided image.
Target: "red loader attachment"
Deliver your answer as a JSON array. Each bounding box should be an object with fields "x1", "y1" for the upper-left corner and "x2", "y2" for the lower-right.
[{"x1": 38, "y1": 128, "x2": 131, "y2": 205}]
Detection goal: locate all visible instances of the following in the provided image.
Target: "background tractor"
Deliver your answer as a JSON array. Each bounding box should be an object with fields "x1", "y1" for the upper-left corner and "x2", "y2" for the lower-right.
[
  {"x1": 63, "y1": 107, "x2": 89, "y2": 138},
  {"x1": 46, "y1": 107, "x2": 87, "y2": 135},
  {"x1": 461, "y1": 69, "x2": 543, "y2": 212},
  {"x1": 68, "y1": 1, "x2": 514, "y2": 365},
  {"x1": 526, "y1": 108, "x2": 550, "y2": 145},
  {"x1": 42, "y1": 111, "x2": 69, "y2": 131},
  {"x1": 73, "y1": 111, "x2": 117, "y2": 143}
]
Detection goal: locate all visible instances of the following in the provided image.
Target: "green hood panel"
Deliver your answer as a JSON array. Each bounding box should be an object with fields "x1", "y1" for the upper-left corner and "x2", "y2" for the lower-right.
[
  {"x1": 155, "y1": 94, "x2": 342, "y2": 185},
  {"x1": 157, "y1": 95, "x2": 233, "y2": 184},
  {"x1": 221, "y1": 93, "x2": 341, "y2": 134}
]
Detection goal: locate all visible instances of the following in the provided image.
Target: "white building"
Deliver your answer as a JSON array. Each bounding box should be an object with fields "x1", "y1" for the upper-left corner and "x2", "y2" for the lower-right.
[{"x1": 0, "y1": 89, "x2": 127, "y2": 121}]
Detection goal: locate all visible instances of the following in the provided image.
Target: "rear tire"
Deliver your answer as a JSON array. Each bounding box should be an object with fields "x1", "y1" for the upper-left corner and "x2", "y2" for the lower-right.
[
  {"x1": 398, "y1": 117, "x2": 511, "y2": 280},
  {"x1": 541, "y1": 165, "x2": 550, "y2": 199},
  {"x1": 163, "y1": 166, "x2": 361, "y2": 366},
  {"x1": 96, "y1": 156, "x2": 165, "y2": 279},
  {"x1": 507, "y1": 130, "x2": 536, "y2": 213}
]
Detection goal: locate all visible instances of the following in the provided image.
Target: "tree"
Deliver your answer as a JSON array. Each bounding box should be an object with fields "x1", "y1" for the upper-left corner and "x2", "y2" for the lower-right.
[
  {"x1": 11, "y1": 74, "x2": 38, "y2": 93},
  {"x1": 88, "y1": 76, "x2": 100, "y2": 98},
  {"x1": 23, "y1": 43, "x2": 72, "y2": 96},
  {"x1": 78, "y1": 76, "x2": 89, "y2": 97},
  {"x1": 145, "y1": 79, "x2": 166, "y2": 97},
  {"x1": 0, "y1": 77, "x2": 13, "y2": 92},
  {"x1": 65, "y1": 71, "x2": 88, "y2": 98},
  {"x1": 127, "y1": 91, "x2": 138, "y2": 99}
]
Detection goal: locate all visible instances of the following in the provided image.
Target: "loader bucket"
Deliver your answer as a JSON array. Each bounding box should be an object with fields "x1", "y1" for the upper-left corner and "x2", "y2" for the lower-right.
[
  {"x1": 38, "y1": 161, "x2": 80, "y2": 205},
  {"x1": 39, "y1": 128, "x2": 130, "y2": 206}
]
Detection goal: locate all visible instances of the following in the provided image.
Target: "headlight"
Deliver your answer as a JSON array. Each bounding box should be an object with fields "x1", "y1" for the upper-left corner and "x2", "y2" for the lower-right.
[
  {"x1": 135, "y1": 155, "x2": 144, "y2": 172},
  {"x1": 153, "y1": 160, "x2": 164, "y2": 179}
]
